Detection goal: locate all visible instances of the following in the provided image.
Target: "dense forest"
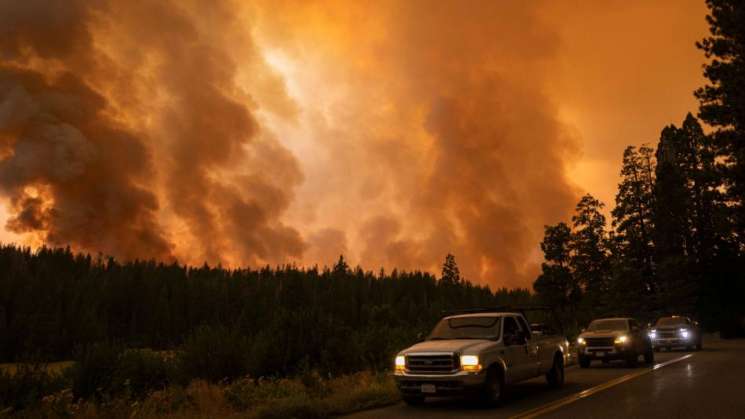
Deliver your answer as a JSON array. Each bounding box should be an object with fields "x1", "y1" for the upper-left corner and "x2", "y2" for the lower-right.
[
  {"x1": 0, "y1": 246, "x2": 532, "y2": 370},
  {"x1": 534, "y1": 0, "x2": 745, "y2": 337}
]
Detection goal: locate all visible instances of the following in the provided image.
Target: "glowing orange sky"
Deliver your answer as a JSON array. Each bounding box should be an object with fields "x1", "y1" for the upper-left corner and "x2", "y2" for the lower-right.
[{"x1": 0, "y1": 0, "x2": 709, "y2": 288}]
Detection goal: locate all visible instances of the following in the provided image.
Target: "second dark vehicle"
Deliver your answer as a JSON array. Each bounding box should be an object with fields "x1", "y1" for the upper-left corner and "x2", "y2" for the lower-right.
[
  {"x1": 649, "y1": 315, "x2": 702, "y2": 351},
  {"x1": 577, "y1": 317, "x2": 654, "y2": 368}
]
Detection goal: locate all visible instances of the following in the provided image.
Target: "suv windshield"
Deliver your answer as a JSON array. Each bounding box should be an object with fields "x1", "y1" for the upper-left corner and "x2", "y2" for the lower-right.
[
  {"x1": 656, "y1": 317, "x2": 689, "y2": 327},
  {"x1": 428, "y1": 316, "x2": 502, "y2": 340},
  {"x1": 587, "y1": 319, "x2": 628, "y2": 332}
]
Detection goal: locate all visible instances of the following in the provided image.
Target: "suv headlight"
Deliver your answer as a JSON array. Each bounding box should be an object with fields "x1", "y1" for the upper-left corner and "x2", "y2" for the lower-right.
[
  {"x1": 577, "y1": 337, "x2": 586, "y2": 345},
  {"x1": 614, "y1": 335, "x2": 629, "y2": 344},
  {"x1": 395, "y1": 355, "x2": 405, "y2": 373},
  {"x1": 679, "y1": 328, "x2": 690, "y2": 339},
  {"x1": 460, "y1": 355, "x2": 481, "y2": 372},
  {"x1": 649, "y1": 329, "x2": 657, "y2": 338}
]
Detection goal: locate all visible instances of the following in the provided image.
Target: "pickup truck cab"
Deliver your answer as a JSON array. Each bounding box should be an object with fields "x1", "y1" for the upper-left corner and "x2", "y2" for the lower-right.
[
  {"x1": 577, "y1": 317, "x2": 654, "y2": 368},
  {"x1": 394, "y1": 311, "x2": 568, "y2": 405}
]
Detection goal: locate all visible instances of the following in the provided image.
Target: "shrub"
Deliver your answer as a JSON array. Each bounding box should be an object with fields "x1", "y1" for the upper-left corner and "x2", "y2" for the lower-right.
[
  {"x1": 113, "y1": 349, "x2": 174, "y2": 398},
  {"x1": 70, "y1": 342, "x2": 120, "y2": 401},
  {"x1": 179, "y1": 325, "x2": 251, "y2": 382},
  {"x1": 0, "y1": 363, "x2": 68, "y2": 411},
  {"x1": 71, "y1": 343, "x2": 181, "y2": 401}
]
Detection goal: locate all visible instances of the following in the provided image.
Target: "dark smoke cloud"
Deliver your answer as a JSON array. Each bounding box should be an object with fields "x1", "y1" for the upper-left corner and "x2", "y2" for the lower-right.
[
  {"x1": 1, "y1": 0, "x2": 585, "y2": 287},
  {"x1": 0, "y1": 0, "x2": 305, "y2": 264},
  {"x1": 258, "y1": 0, "x2": 579, "y2": 287}
]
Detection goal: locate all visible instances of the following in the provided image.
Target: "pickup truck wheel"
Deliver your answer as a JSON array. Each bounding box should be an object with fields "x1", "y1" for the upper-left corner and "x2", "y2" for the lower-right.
[
  {"x1": 644, "y1": 347, "x2": 654, "y2": 364},
  {"x1": 546, "y1": 354, "x2": 565, "y2": 388},
  {"x1": 481, "y1": 367, "x2": 505, "y2": 405},
  {"x1": 579, "y1": 355, "x2": 591, "y2": 368},
  {"x1": 625, "y1": 352, "x2": 639, "y2": 368},
  {"x1": 402, "y1": 395, "x2": 424, "y2": 406}
]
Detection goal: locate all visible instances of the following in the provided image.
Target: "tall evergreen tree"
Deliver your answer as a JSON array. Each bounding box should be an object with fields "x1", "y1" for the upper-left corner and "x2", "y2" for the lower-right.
[
  {"x1": 440, "y1": 253, "x2": 461, "y2": 285},
  {"x1": 611, "y1": 145, "x2": 657, "y2": 310},
  {"x1": 695, "y1": 0, "x2": 745, "y2": 250},
  {"x1": 654, "y1": 117, "x2": 700, "y2": 313},
  {"x1": 534, "y1": 223, "x2": 580, "y2": 330},
  {"x1": 570, "y1": 194, "x2": 611, "y2": 311}
]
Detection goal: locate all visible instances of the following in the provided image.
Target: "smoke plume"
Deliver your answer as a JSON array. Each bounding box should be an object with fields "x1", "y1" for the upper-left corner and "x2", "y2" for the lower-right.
[{"x1": 0, "y1": 0, "x2": 583, "y2": 287}]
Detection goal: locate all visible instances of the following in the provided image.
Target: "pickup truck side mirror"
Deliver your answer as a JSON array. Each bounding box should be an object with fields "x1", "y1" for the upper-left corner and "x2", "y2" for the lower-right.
[
  {"x1": 416, "y1": 332, "x2": 424, "y2": 341},
  {"x1": 580, "y1": 328, "x2": 586, "y2": 333}
]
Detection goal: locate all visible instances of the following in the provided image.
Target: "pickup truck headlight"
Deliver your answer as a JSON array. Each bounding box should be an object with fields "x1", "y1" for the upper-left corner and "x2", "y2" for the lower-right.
[
  {"x1": 649, "y1": 329, "x2": 657, "y2": 338},
  {"x1": 679, "y1": 328, "x2": 690, "y2": 339},
  {"x1": 394, "y1": 355, "x2": 405, "y2": 373},
  {"x1": 577, "y1": 337, "x2": 586, "y2": 345},
  {"x1": 614, "y1": 335, "x2": 629, "y2": 344},
  {"x1": 460, "y1": 355, "x2": 481, "y2": 372}
]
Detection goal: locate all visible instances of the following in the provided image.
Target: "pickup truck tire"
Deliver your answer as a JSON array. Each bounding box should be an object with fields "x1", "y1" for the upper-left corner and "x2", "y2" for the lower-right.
[
  {"x1": 481, "y1": 366, "x2": 505, "y2": 405},
  {"x1": 644, "y1": 347, "x2": 654, "y2": 364},
  {"x1": 579, "y1": 355, "x2": 591, "y2": 368},
  {"x1": 402, "y1": 395, "x2": 424, "y2": 406},
  {"x1": 546, "y1": 354, "x2": 565, "y2": 387},
  {"x1": 625, "y1": 352, "x2": 639, "y2": 368}
]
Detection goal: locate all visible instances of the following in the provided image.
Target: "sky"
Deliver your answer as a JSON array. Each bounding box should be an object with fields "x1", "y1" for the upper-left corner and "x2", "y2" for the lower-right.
[{"x1": 0, "y1": 0, "x2": 709, "y2": 289}]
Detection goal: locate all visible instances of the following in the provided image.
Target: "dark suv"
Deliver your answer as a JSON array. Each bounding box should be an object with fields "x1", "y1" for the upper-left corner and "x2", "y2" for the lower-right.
[
  {"x1": 576, "y1": 317, "x2": 654, "y2": 368},
  {"x1": 649, "y1": 315, "x2": 702, "y2": 351}
]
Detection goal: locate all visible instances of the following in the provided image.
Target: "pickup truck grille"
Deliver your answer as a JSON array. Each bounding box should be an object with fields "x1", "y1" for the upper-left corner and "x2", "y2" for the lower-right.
[
  {"x1": 658, "y1": 330, "x2": 677, "y2": 338},
  {"x1": 406, "y1": 354, "x2": 459, "y2": 374},
  {"x1": 585, "y1": 337, "x2": 615, "y2": 347}
]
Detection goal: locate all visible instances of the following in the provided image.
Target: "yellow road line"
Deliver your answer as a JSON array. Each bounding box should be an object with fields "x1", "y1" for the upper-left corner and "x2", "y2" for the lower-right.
[{"x1": 509, "y1": 354, "x2": 694, "y2": 419}]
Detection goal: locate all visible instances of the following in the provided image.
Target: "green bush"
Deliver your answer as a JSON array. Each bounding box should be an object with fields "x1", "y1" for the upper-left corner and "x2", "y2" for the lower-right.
[
  {"x1": 179, "y1": 325, "x2": 251, "y2": 382},
  {"x1": 113, "y1": 349, "x2": 174, "y2": 398},
  {"x1": 71, "y1": 344, "x2": 180, "y2": 401},
  {"x1": 0, "y1": 363, "x2": 68, "y2": 411},
  {"x1": 70, "y1": 342, "x2": 120, "y2": 401}
]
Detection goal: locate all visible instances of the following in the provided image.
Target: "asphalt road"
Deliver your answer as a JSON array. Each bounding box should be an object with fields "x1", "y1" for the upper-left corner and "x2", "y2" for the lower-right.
[{"x1": 346, "y1": 336, "x2": 745, "y2": 418}]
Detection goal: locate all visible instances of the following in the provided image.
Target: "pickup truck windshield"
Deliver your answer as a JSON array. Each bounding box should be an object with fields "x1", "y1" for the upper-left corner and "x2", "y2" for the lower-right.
[
  {"x1": 428, "y1": 316, "x2": 502, "y2": 340},
  {"x1": 587, "y1": 319, "x2": 628, "y2": 332},
  {"x1": 656, "y1": 317, "x2": 689, "y2": 326}
]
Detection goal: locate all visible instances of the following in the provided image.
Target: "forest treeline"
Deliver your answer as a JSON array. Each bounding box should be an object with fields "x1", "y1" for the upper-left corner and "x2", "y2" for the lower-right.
[
  {"x1": 0, "y1": 246, "x2": 532, "y2": 368},
  {"x1": 533, "y1": 0, "x2": 745, "y2": 336}
]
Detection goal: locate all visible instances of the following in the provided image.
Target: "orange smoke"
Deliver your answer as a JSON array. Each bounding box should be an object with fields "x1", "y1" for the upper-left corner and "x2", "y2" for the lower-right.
[{"x1": 0, "y1": 0, "x2": 707, "y2": 288}]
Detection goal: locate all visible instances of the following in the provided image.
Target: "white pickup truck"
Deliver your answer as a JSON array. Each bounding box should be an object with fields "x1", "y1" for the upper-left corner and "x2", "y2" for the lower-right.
[{"x1": 394, "y1": 311, "x2": 569, "y2": 405}]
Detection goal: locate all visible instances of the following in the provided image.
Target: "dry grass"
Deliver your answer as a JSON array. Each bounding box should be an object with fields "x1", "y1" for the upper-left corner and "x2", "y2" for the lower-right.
[
  {"x1": 0, "y1": 361, "x2": 74, "y2": 376},
  {"x1": 10, "y1": 371, "x2": 399, "y2": 419}
]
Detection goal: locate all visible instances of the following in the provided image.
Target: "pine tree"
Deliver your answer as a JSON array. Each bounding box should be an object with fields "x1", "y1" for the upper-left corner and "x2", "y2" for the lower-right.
[
  {"x1": 695, "y1": 0, "x2": 745, "y2": 250},
  {"x1": 612, "y1": 145, "x2": 657, "y2": 310},
  {"x1": 654, "y1": 120, "x2": 697, "y2": 312},
  {"x1": 333, "y1": 255, "x2": 349, "y2": 274},
  {"x1": 570, "y1": 194, "x2": 611, "y2": 311},
  {"x1": 534, "y1": 223, "x2": 581, "y2": 329},
  {"x1": 440, "y1": 253, "x2": 461, "y2": 285}
]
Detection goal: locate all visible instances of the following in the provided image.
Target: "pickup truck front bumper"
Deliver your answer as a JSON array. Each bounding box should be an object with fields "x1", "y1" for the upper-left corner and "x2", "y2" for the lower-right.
[
  {"x1": 394, "y1": 370, "x2": 487, "y2": 397},
  {"x1": 580, "y1": 345, "x2": 635, "y2": 360},
  {"x1": 652, "y1": 337, "x2": 692, "y2": 347}
]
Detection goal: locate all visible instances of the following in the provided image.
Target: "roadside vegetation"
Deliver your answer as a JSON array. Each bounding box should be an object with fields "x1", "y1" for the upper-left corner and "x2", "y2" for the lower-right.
[
  {"x1": 1, "y1": 346, "x2": 398, "y2": 418},
  {"x1": 0, "y1": 248, "x2": 527, "y2": 415}
]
